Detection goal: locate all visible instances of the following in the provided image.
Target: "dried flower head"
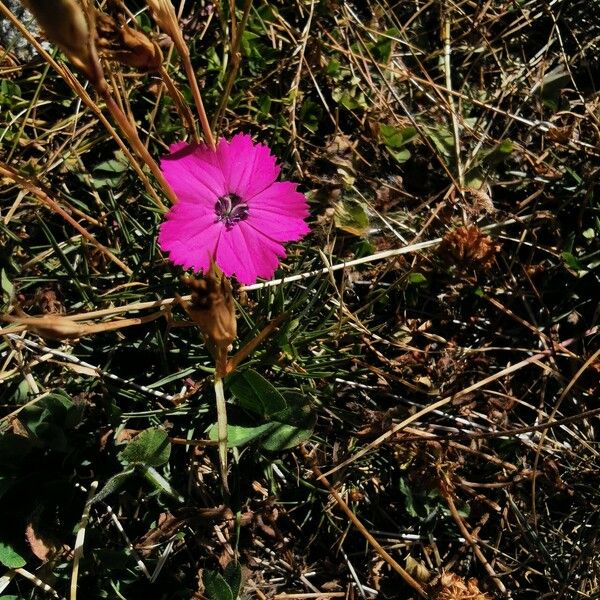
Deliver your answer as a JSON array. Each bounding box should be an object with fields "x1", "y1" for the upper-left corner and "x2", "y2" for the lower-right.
[
  {"x1": 430, "y1": 571, "x2": 491, "y2": 600},
  {"x1": 159, "y1": 134, "x2": 310, "y2": 284},
  {"x1": 21, "y1": 0, "x2": 103, "y2": 85},
  {"x1": 180, "y1": 272, "x2": 237, "y2": 376},
  {"x1": 146, "y1": 0, "x2": 184, "y2": 47},
  {"x1": 439, "y1": 225, "x2": 500, "y2": 271},
  {"x1": 95, "y1": 10, "x2": 162, "y2": 71}
]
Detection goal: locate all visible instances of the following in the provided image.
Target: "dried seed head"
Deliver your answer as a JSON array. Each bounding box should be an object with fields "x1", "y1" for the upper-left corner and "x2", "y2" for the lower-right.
[
  {"x1": 430, "y1": 571, "x2": 491, "y2": 600},
  {"x1": 146, "y1": 0, "x2": 184, "y2": 47},
  {"x1": 95, "y1": 10, "x2": 163, "y2": 71},
  {"x1": 439, "y1": 225, "x2": 500, "y2": 271},
  {"x1": 21, "y1": 0, "x2": 103, "y2": 85},
  {"x1": 181, "y1": 272, "x2": 237, "y2": 373}
]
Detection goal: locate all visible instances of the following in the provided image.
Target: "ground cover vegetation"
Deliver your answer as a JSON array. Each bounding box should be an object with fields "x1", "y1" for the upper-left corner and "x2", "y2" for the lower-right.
[{"x1": 0, "y1": 0, "x2": 599, "y2": 598}]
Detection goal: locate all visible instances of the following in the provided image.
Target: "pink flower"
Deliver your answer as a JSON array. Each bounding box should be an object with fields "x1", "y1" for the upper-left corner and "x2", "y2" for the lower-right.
[{"x1": 158, "y1": 133, "x2": 310, "y2": 284}]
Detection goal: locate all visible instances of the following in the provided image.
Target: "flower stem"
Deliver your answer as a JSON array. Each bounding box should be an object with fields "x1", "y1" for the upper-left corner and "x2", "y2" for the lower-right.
[
  {"x1": 100, "y1": 90, "x2": 175, "y2": 209},
  {"x1": 178, "y1": 45, "x2": 216, "y2": 150},
  {"x1": 212, "y1": 0, "x2": 253, "y2": 131},
  {"x1": 214, "y1": 375, "x2": 229, "y2": 493}
]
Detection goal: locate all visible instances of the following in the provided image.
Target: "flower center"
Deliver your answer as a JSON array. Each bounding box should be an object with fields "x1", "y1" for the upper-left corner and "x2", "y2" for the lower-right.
[{"x1": 214, "y1": 193, "x2": 249, "y2": 230}]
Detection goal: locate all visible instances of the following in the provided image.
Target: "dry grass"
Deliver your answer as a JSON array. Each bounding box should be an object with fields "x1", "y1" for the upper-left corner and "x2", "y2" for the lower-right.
[{"x1": 0, "y1": 0, "x2": 598, "y2": 598}]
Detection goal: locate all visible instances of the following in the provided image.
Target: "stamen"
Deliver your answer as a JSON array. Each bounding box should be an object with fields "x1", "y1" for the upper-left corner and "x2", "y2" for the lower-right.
[{"x1": 215, "y1": 193, "x2": 249, "y2": 229}]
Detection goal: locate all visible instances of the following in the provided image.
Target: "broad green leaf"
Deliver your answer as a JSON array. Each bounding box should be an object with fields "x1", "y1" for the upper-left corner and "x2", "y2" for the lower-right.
[
  {"x1": 379, "y1": 124, "x2": 416, "y2": 149},
  {"x1": 92, "y1": 153, "x2": 128, "y2": 189},
  {"x1": 210, "y1": 391, "x2": 316, "y2": 451},
  {"x1": 387, "y1": 147, "x2": 411, "y2": 163},
  {"x1": 561, "y1": 251, "x2": 584, "y2": 271},
  {"x1": 208, "y1": 422, "x2": 275, "y2": 448},
  {"x1": 428, "y1": 126, "x2": 455, "y2": 159},
  {"x1": 262, "y1": 393, "x2": 316, "y2": 451},
  {"x1": 119, "y1": 428, "x2": 171, "y2": 467},
  {"x1": 223, "y1": 562, "x2": 242, "y2": 597},
  {"x1": 408, "y1": 272, "x2": 427, "y2": 285},
  {"x1": 334, "y1": 199, "x2": 370, "y2": 236},
  {"x1": 379, "y1": 124, "x2": 416, "y2": 163},
  {"x1": 229, "y1": 370, "x2": 286, "y2": 418},
  {"x1": 261, "y1": 422, "x2": 314, "y2": 451},
  {"x1": 19, "y1": 390, "x2": 77, "y2": 449},
  {"x1": 269, "y1": 392, "x2": 315, "y2": 427},
  {"x1": 332, "y1": 88, "x2": 368, "y2": 110},
  {"x1": 326, "y1": 58, "x2": 341, "y2": 76},
  {"x1": 0, "y1": 542, "x2": 25, "y2": 569},
  {"x1": 204, "y1": 570, "x2": 234, "y2": 600}
]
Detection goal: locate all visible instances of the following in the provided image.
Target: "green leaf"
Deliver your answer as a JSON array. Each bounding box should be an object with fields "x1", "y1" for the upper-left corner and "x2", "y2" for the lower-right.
[
  {"x1": 212, "y1": 387, "x2": 316, "y2": 451},
  {"x1": 229, "y1": 370, "x2": 287, "y2": 419},
  {"x1": 561, "y1": 251, "x2": 584, "y2": 271},
  {"x1": 92, "y1": 152, "x2": 128, "y2": 189},
  {"x1": 398, "y1": 477, "x2": 417, "y2": 517},
  {"x1": 260, "y1": 422, "x2": 313, "y2": 451},
  {"x1": 119, "y1": 428, "x2": 171, "y2": 467},
  {"x1": 332, "y1": 88, "x2": 368, "y2": 111},
  {"x1": 0, "y1": 542, "x2": 26, "y2": 568},
  {"x1": 223, "y1": 562, "x2": 242, "y2": 597},
  {"x1": 1, "y1": 269, "x2": 13, "y2": 305},
  {"x1": 407, "y1": 272, "x2": 427, "y2": 285},
  {"x1": 261, "y1": 392, "x2": 316, "y2": 451},
  {"x1": 326, "y1": 58, "x2": 341, "y2": 76},
  {"x1": 387, "y1": 147, "x2": 411, "y2": 163},
  {"x1": 428, "y1": 126, "x2": 455, "y2": 159},
  {"x1": 140, "y1": 466, "x2": 184, "y2": 503},
  {"x1": 372, "y1": 28, "x2": 400, "y2": 63},
  {"x1": 299, "y1": 98, "x2": 322, "y2": 133},
  {"x1": 334, "y1": 199, "x2": 370, "y2": 236},
  {"x1": 204, "y1": 570, "x2": 234, "y2": 600},
  {"x1": 486, "y1": 139, "x2": 513, "y2": 162},
  {"x1": 92, "y1": 468, "x2": 136, "y2": 504},
  {"x1": 208, "y1": 422, "x2": 275, "y2": 448},
  {"x1": 379, "y1": 124, "x2": 416, "y2": 163},
  {"x1": 379, "y1": 124, "x2": 416, "y2": 149}
]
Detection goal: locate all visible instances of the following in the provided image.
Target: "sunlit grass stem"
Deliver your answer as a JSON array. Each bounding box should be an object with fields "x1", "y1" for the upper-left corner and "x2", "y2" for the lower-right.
[{"x1": 214, "y1": 376, "x2": 229, "y2": 493}]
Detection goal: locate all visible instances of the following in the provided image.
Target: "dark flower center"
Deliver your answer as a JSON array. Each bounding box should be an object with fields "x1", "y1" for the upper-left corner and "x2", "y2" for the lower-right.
[{"x1": 214, "y1": 193, "x2": 249, "y2": 230}]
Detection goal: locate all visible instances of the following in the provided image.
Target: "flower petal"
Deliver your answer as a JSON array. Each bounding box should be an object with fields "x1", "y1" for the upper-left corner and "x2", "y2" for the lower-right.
[
  {"x1": 159, "y1": 205, "x2": 222, "y2": 272},
  {"x1": 245, "y1": 182, "x2": 309, "y2": 242},
  {"x1": 161, "y1": 143, "x2": 227, "y2": 203},
  {"x1": 246, "y1": 211, "x2": 309, "y2": 243},
  {"x1": 248, "y1": 182, "x2": 309, "y2": 217},
  {"x1": 216, "y1": 222, "x2": 286, "y2": 284},
  {"x1": 216, "y1": 133, "x2": 280, "y2": 199}
]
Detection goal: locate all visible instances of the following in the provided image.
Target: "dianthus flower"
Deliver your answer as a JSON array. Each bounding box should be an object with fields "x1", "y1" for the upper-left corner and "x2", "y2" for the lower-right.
[{"x1": 158, "y1": 133, "x2": 310, "y2": 284}]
